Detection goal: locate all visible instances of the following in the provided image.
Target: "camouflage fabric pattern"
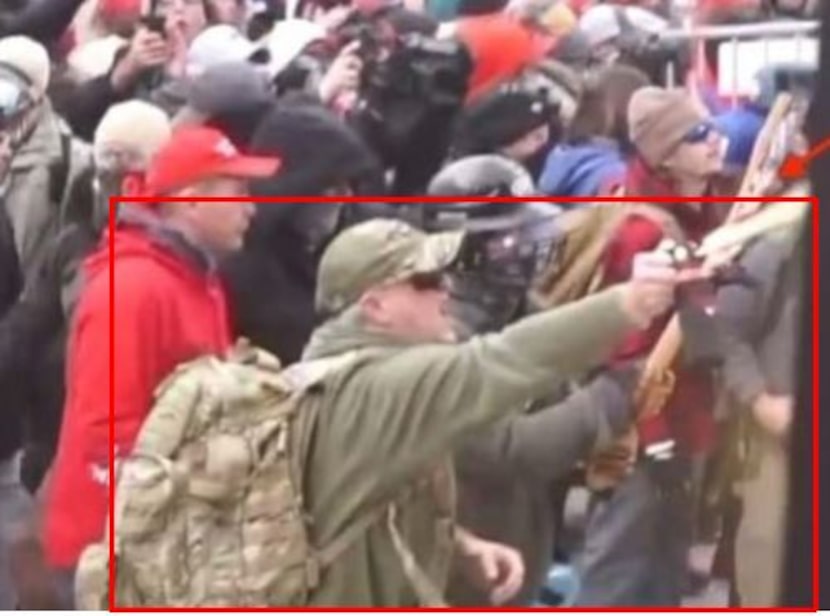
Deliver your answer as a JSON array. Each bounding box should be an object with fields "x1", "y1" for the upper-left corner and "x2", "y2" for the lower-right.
[
  {"x1": 75, "y1": 342, "x2": 328, "y2": 608},
  {"x1": 315, "y1": 219, "x2": 464, "y2": 315}
]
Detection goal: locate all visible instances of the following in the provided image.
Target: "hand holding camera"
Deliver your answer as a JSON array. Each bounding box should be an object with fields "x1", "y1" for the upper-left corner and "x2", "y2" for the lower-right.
[
  {"x1": 111, "y1": 24, "x2": 171, "y2": 92},
  {"x1": 319, "y1": 40, "x2": 364, "y2": 104}
]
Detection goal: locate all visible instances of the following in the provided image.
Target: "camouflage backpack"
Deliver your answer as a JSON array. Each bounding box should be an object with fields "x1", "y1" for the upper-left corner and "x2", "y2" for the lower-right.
[{"x1": 74, "y1": 340, "x2": 374, "y2": 609}]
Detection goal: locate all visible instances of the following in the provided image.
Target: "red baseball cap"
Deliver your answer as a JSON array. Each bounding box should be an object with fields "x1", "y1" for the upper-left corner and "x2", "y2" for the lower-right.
[{"x1": 144, "y1": 126, "x2": 281, "y2": 196}]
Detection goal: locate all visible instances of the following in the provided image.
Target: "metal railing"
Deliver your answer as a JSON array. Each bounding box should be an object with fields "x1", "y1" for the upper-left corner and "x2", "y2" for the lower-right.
[
  {"x1": 657, "y1": 20, "x2": 819, "y2": 101},
  {"x1": 659, "y1": 19, "x2": 819, "y2": 42}
]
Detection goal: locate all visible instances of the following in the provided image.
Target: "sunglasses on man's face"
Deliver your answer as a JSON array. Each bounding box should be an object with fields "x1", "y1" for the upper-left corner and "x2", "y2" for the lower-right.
[
  {"x1": 408, "y1": 272, "x2": 449, "y2": 292},
  {"x1": 683, "y1": 122, "x2": 717, "y2": 144}
]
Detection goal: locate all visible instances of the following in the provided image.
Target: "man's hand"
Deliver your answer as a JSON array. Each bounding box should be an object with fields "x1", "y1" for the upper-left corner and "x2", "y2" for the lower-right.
[
  {"x1": 752, "y1": 393, "x2": 793, "y2": 437},
  {"x1": 319, "y1": 41, "x2": 363, "y2": 104},
  {"x1": 620, "y1": 249, "x2": 679, "y2": 328},
  {"x1": 455, "y1": 529, "x2": 525, "y2": 605},
  {"x1": 111, "y1": 27, "x2": 170, "y2": 92}
]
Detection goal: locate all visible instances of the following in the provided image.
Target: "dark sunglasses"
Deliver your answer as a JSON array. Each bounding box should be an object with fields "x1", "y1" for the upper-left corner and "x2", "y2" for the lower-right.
[
  {"x1": 408, "y1": 271, "x2": 448, "y2": 292},
  {"x1": 682, "y1": 122, "x2": 717, "y2": 144}
]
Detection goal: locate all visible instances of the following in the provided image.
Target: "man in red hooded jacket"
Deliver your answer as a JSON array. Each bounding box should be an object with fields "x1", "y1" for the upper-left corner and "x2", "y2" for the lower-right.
[
  {"x1": 42, "y1": 126, "x2": 280, "y2": 607},
  {"x1": 575, "y1": 86, "x2": 726, "y2": 607}
]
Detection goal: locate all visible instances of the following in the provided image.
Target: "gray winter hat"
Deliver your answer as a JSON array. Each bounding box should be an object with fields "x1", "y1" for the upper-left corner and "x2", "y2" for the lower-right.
[{"x1": 174, "y1": 61, "x2": 273, "y2": 127}]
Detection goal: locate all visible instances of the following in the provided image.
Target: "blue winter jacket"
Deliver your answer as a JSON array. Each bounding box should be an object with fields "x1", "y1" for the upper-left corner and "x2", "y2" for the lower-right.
[{"x1": 539, "y1": 139, "x2": 626, "y2": 199}]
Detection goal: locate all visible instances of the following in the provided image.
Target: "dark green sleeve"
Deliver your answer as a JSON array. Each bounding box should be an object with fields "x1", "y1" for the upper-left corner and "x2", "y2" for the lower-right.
[
  {"x1": 453, "y1": 374, "x2": 628, "y2": 484},
  {"x1": 330, "y1": 286, "x2": 634, "y2": 500}
]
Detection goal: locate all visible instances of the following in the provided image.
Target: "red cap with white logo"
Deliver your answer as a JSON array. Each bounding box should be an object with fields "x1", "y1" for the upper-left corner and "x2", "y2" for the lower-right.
[{"x1": 144, "y1": 126, "x2": 281, "y2": 196}]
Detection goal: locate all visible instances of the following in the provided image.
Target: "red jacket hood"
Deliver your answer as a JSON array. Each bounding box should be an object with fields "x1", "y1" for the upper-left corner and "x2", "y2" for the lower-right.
[
  {"x1": 44, "y1": 208, "x2": 231, "y2": 569},
  {"x1": 85, "y1": 206, "x2": 214, "y2": 285}
]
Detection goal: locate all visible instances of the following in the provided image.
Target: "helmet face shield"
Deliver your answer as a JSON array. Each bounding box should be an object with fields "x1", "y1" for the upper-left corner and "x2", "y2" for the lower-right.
[
  {"x1": 0, "y1": 66, "x2": 37, "y2": 181},
  {"x1": 424, "y1": 153, "x2": 565, "y2": 333},
  {"x1": 444, "y1": 208, "x2": 565, "y2": 334},
  {"x1": 451, "y1": 208, "x2": 562, "y2": 290},
  {"x1": 0, "y1": 69, "x2": 34, "y2": 132}
]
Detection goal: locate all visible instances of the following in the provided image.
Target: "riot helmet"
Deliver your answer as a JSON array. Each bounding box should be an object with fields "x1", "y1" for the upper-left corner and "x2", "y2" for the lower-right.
[{"x1": 425, "y1": 155, "x2": 563, "y2": 335}]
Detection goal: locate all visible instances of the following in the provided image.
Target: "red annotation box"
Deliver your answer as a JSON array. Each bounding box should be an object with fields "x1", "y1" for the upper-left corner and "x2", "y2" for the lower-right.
[{"x1": 108, "y1": 194, "x2": 819, "y2": 612}]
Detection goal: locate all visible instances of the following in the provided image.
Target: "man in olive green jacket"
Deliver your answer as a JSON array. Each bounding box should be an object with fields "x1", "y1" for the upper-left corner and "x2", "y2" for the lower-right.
[{"x1": 293, "y1": 218, "x2": 684, "y2": 606}]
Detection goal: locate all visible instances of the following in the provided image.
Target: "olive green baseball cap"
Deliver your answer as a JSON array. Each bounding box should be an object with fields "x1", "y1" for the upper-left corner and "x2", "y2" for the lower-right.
[{"x1": 316, "y1": 218, "x2": 465, "y2": 315}]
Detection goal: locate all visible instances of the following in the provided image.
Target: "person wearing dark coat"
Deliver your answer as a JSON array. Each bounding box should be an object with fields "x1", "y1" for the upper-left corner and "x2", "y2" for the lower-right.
[
  {"x1": 715, "y1": 222, "x2": 801, "y2": 607},
  {"x1": 0, "y1": 202, "x2": 24, "y2": 471},
  {"x1": 0, "y1": 200, "x2": 34, "y2": 611},
  {"x1": 451, "y1": 84, "x2": 560, "y2": 179},
  {"x1": 220, "y1": 102, "x2": 391, "y2": 365},
  {"x1": 61, "y1": 0, "x2": 208, "y2": 141},
  {"x1": 448, "y1": 373, "x2": 638, "y2": 606},
  {"x1": 0, "y1": 101, "x2": 170, "y2": 499},
  {"x1": 0, "y1": 0, "x2": 85, "y2": 46},
  {"x1": 421, "y1": 164, "x2": 638, "y2": 606}
]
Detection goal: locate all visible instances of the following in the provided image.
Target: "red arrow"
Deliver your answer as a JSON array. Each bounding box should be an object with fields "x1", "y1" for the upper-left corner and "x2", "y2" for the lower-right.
[{"x1": 778, "y1": 135, "x2": 830, "y2": 181}]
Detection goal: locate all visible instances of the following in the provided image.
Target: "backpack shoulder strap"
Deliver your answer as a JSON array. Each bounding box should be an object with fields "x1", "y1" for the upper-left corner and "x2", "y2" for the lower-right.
[
  {"x1": 52, "y1": 121, "x2": 95, "y2": 227},
  {"x1": 314, "y1": 496, "x2": 448, "y2": 608},
  {"x1": 288, "y1": 349, "x2": 449, "y2": 607},
  {"x1": 49, "y1": 130, "x2": 71, "y2": 210}
]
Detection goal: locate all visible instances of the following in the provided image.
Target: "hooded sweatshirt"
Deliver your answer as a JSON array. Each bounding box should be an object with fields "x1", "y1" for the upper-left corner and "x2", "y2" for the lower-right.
[
  {"x1": 221, "y1": 103, "x2": 388, "y2": 365},
  {"x1": 539, "y1": 138, "x2": 626, "y2": 198},
  {"x1": 44, "y1": 207, "x2": 231, "y2": 568}
]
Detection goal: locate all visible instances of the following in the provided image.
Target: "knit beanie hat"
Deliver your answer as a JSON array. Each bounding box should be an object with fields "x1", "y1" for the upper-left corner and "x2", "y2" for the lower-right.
[
  {"x1": 627, "y1": 86, "x2": 706, "y2": 169},
  {"x1": 454, "y1": 85, "x2": 554, "y2": 156},
  {"x1": 94, "y1": 100, "x2": 172, "y2": 171}
]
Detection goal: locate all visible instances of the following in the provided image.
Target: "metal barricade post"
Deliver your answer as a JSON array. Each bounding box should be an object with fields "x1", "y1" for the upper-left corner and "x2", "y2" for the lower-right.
[{"x1": 658, "y1": 20, "x2": 819, "y2": 107}]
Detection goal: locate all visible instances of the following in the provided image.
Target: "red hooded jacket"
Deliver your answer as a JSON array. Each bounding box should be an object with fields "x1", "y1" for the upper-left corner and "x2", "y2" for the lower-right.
[
  {"x1": 44, "y1": 214, "x2": 232, "y2": 568},
  {"x1": 601, "y1": 158, "x2": 720, "y2": 456}
]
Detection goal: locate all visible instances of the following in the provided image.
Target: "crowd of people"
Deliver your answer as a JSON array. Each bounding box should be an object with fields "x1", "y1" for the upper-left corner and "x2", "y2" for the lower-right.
[{"x1": 0, "y1": 0, "x2": 815, "y2": 609}]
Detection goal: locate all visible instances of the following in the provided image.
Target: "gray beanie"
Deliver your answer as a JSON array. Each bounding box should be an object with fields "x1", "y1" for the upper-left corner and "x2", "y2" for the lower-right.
[{"x1": 627, "y1": 86, "x2": 707, "y2": 168}]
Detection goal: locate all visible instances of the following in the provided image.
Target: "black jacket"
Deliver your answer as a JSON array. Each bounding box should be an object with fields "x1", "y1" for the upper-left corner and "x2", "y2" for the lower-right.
[
  {"x1": 60, "y1": 72, "x2": 127, "y2": 143},
  {"x1": 0, "y1": 0, "x2": 84, "y2": 44},
  {"x1": 0, "y1": 176, "x2": 98, "y2": 483},
  {"x1": 60, "y1": 44, "x2": 186, "y2": 143},
  {"x1": 221, "y1": 103, "x2": 390, "y2": 364},
  {"x1": 0, "y1": 202, "x2": 23, "y2": 461}
]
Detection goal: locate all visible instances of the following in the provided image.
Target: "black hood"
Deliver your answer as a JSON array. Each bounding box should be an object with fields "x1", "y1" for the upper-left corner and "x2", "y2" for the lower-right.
[
  {"x1": 249, "y1": 102, "x2": 384, "y2": 198},
  {"x1": 222, "y1": 102, "x2": 395, "y2": 365}
]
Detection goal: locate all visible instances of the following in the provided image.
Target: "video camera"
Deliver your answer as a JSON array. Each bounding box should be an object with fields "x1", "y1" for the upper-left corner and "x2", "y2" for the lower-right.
[{"x1": 348, "y1": 30, "x2": 473, "y2": 193}]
